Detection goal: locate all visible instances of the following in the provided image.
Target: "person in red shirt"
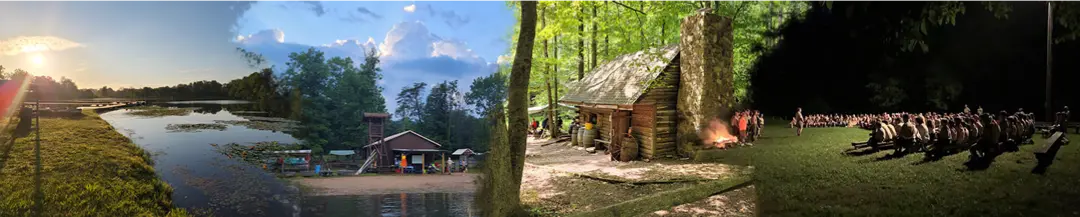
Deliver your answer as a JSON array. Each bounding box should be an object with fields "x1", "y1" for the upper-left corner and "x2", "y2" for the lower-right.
[{"x1": 738, "y1": 111, "x2": 749, "y2": 142}]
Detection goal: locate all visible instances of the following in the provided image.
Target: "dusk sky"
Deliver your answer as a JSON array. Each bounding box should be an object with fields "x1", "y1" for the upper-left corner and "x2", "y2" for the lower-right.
[{"x1": 0, "y1": 1, "x2": 515, "y2": 112}]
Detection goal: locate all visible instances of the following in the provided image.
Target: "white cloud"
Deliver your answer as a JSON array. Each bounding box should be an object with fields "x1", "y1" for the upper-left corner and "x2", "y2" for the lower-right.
[
  {"x1": 378, "y1": 21, "x2": 437, "y2": 60},
  {"x1": 497, "y1": 54, "x2": 512, "y2": 65},
  {"x1": 0, "y1": 36, "x2": 85, "y2": 56},
  {"x1": 378, "y1": 21, "x2": 486, "y2": 65},
  {"x1": 404, "y1": 4, "x2": 416, "y2": 13},
  {"x1": 236, "y1": 29, "x2": 285, "y2": 44}
]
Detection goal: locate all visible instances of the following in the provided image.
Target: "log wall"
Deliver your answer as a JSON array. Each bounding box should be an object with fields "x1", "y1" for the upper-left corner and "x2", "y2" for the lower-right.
[
  {"x1": 579, "y1": 107, "x2": 614, "y2": 143},
  {"x1": 635, "y1": 56, "x2": 680, "y2": 159}
]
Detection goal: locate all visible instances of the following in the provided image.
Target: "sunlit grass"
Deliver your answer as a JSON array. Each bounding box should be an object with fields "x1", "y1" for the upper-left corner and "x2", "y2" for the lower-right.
[
  {"x1": 0, "y1": 110, "x2": 188, "y2": 216},
  {"x1": 696, "y1": 124, "x2": 1080, "y2": 217}
]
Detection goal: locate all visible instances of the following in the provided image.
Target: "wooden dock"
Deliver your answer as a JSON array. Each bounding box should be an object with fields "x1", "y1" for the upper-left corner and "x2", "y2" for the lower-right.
[{"x1": 22, "y1": 100, "x2": 147, "y2": 113}]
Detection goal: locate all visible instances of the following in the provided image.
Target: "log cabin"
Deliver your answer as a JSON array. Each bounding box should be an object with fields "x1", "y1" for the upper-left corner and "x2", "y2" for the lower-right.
[{"x1": 558, "y1": 11, "x2": 735, "y2": 161}]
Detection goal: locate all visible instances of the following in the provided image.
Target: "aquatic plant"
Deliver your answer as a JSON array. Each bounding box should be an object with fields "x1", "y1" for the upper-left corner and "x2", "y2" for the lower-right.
[
  {"x1": 128, "y1": 106, "x2": 197, "y2": 117},
  {"x1": 165, "y1": 123, "x2": 228, "y2": 133},
  {"x1": 214, "y1": 120, "x2": 296, "y2": 132},
  {"x1": 210, "y1": 141, "x2": 301, "y2": 166}
]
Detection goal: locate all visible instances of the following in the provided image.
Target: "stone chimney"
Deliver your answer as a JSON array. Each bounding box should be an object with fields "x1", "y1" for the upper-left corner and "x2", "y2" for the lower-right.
[{"x1": 676, "y1": 11, "x2": 734, "y2": 157}]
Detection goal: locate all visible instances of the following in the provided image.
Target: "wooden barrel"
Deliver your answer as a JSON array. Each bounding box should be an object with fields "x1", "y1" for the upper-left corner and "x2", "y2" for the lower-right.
[
  {"x1": 582, "y1": 129, "x2": 597, "y2": 148},
  {"x1": 570, "y1": 126, "x2": 579, "y2": 146},
  {"x1": 620, "y1": 135, "x2": 639, "y2": 162},
  {"x1": 574, "y1": 127, "x2": 582, "y2": 147}
]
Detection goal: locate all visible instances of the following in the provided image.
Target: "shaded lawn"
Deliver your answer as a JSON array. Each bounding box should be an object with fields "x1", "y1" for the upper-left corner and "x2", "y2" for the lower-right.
[
  {"x1": 0, "y1": 110, "x2": 188, "y2": 217},
  {"x1": 696, "y1": 124, "x2": 1080, "y2": 217}
]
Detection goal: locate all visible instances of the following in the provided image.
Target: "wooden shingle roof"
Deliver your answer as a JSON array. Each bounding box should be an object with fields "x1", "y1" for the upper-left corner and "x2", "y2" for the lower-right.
[{"x1": 559, "y1": 45, "x2": 679, "y2": 107}]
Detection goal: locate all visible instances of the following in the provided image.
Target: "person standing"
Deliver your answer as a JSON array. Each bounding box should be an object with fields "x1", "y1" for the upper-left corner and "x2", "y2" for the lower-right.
[
  {"x1": 738, "y1": 111, "x2": 749, "y2": 142},
  {"x1": 757, "y1": 112, "x2": 765, "y2": 140},
  {"x1": 795, "y1": 108, "x2": 805, "y2": 136}
]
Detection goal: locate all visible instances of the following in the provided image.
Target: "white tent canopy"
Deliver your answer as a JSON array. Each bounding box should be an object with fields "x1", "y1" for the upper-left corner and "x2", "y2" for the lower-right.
[{"x1": 528, "y1": 103, "x2": 578, "y2": 115}]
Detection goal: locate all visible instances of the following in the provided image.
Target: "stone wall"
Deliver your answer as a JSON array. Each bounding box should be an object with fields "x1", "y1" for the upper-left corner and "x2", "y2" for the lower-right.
[{"x1": 676, "y1": 12, "x2": 734, "y2": 158}]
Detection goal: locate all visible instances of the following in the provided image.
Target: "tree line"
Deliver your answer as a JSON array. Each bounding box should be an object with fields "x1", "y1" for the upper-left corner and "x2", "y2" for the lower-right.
[{"x1": 0, "y1": 65, "x2": 231, "y2": 100}]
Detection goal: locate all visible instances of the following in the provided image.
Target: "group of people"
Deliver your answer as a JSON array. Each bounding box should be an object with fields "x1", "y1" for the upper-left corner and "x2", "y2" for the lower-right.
[
  {"x1": 789, "y1": 113, "x2": 867, "y2": 128},
  {"x1": 530, "y1": 118, "x2": 563, "y2": 138},
  {"x1": 731, "y1": 110, "x2": 765, "y2": 143},
  {"x1": 858, "y1": 107, "x2": 1062, "y2": 157}
]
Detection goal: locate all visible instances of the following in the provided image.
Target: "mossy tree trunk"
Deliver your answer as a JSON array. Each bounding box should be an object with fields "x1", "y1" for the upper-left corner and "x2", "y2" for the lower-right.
[{"x1": 478, "y1": 2, "x2": 536, "y2": 216}]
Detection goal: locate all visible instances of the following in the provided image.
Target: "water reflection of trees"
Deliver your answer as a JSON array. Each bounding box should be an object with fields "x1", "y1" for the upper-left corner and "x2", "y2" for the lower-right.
[
  {"x1": 172, "y1": 160, "x2": 299, "y2": 217},
  {"x1": 300, "y1": 193, "x2": 475, "y2": 216},
  {"x1": 190, "y1": 104, "x2": 223, "y2": 114}
]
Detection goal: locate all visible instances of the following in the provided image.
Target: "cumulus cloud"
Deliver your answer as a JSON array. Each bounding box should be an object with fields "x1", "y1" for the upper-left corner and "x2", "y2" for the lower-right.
[
  {"x1": 235, "y1": 29, "x2": 372, "y2": 71},
  {"x1": 378, "y1": 21, "x2": 485, "y2": 65},
  {"x1": 378, "y1": 21, "x2": 437, "y2": 60},
  {"x1": 236, "y1": 29, "x2": 285, "y2": 44},
  {"x1": 322, "y1": 37, "x2": 378, "y2": 57},
  {"x1": 404, "y1": 4, "x2": 416, "y2": 13},
  {"x1": 0, "y1": 36, "x2": 85, "y2": 56}
]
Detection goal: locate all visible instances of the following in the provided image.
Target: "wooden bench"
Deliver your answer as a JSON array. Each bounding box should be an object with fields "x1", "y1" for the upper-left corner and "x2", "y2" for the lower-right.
[
  {"x1": 1033, "y1": 132, "x2": 1068, "y2": 174},
  {"x1": 1035, "y1": 122, "x2": 1080, "y2": 134}
]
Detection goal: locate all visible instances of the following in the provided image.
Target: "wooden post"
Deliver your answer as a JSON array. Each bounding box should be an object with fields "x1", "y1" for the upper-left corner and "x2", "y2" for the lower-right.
[
  {"x1": 422, "y1": 153, "x2": 426, "y2": 174},
  {"x1": 1046, "y1": 1, "x2": 1054, "y2": 122}
]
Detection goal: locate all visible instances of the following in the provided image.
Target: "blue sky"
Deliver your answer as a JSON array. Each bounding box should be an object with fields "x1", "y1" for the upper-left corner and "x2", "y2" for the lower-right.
[{"x1": 0, "y1": 1, "x2": 515, "y2": 112}]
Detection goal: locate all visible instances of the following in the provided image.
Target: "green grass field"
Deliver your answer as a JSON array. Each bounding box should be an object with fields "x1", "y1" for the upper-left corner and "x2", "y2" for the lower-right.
[
  {"x1": 697, "y1": 124, "x2": 1080, "y2": 217},
  {"x1": 0, "y1": 110, "x2": 188, "y2": 217}
]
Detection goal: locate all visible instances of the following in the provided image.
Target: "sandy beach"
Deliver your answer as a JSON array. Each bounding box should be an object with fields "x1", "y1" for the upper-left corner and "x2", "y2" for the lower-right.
[{"x1": 296, "y1": 174, "x2": 479, "y2": 196}]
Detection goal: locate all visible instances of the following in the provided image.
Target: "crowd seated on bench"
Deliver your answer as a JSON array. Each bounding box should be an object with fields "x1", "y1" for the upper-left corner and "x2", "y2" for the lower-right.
[{"x1": 850, "y1": 105, "x2": 1074, "y2": 159}]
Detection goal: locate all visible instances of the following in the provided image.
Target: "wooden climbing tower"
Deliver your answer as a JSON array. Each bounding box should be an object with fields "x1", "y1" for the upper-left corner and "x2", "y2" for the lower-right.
[{"x1": 363, "y1": 113, "x2": 393, "y2": 173}]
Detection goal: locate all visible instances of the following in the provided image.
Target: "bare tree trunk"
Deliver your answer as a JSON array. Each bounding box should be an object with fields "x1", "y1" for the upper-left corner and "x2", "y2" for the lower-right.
[
  {"x1": 478, "y1": 2, "x2": 535, "y2": 216},
  {"x1": 553, "y1": 34, "x2": 560, "y2": 138},
  {"x1": 579, "y1": 5, "x2": 586, "y2": 80},
  {"x1": 605, "y1": 1, "x2": 610, "y2": 58},
  {"x1": 591, "y1": 3, "x2": 598, "y2": 70},
  {"x1": 542, "y1": 5, "x2": 558, "y2": 139},
  {"x1": 1046, "y1": 1, "x2": 1054, "y2": 121}
]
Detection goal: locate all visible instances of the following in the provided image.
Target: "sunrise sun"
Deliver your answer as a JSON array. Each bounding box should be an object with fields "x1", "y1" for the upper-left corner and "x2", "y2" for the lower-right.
[{"x1": 29, "y1": 53, "x2": 46, "y2": 66}]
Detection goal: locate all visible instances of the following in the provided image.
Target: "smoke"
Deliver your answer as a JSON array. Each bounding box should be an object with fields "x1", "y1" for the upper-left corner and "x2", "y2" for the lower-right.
[{"x1": 699, "y1": 117, "x2": 737, "y2": 148}]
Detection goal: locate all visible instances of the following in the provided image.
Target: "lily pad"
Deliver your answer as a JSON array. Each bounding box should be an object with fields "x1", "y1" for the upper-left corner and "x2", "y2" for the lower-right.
[
  {"x1": 165, "y1": 123, "x2": 228, "y2": 132},
  {"x1": 128, "y1": 106, "x2": 197, "y2": 117}
]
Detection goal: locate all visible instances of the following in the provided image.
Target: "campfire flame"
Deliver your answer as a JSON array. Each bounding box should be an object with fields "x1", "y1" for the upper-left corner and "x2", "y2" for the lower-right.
[{"x1": 699, "y1": 118, "x2": 738, "y2": 149}]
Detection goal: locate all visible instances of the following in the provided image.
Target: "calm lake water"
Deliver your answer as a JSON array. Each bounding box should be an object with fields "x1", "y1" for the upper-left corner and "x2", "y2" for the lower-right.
[{"x1": 99, "y1": 100, "x2": 475, "y2": 217}]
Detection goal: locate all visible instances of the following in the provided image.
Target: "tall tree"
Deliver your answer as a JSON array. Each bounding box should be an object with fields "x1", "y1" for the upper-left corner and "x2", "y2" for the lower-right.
[
  {"x1": 578, "y1": 5, "x2": 586, "y2": 80},
  {"x1": 421, "y1": 81, "x2": 460, "y2": 147},
  {"x1": 479, "y1": 1, "x2": 536, "y2": 216},
  {"x1": 395, "y1": 82, "x2": 428, "y2": 129}
]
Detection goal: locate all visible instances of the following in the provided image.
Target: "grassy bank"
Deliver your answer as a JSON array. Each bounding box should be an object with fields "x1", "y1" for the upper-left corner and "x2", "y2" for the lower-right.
[
  {"x1": 0, "y1": 109, "x2": 188, "y2": 216},
  {"x1": 697, "y1": 124, "x2": 1080, "y2": 217}
]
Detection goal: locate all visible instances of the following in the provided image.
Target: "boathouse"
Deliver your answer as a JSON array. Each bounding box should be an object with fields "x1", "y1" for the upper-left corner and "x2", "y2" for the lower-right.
[
  {"x1": 361, "y1": 130, "x2": 447, "y2": 171},
  {"x1": 558, "y1": 12, "x2": 735, "y2": 160}
]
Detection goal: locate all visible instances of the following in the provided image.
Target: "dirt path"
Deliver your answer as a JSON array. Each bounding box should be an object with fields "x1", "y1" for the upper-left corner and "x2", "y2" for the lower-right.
[
  {"x1": 296, "y1": 174, "x2": 478, "y2": 196},
  {"x1": 644, "y1": 185, "x2": 757, "y2": 217}
]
